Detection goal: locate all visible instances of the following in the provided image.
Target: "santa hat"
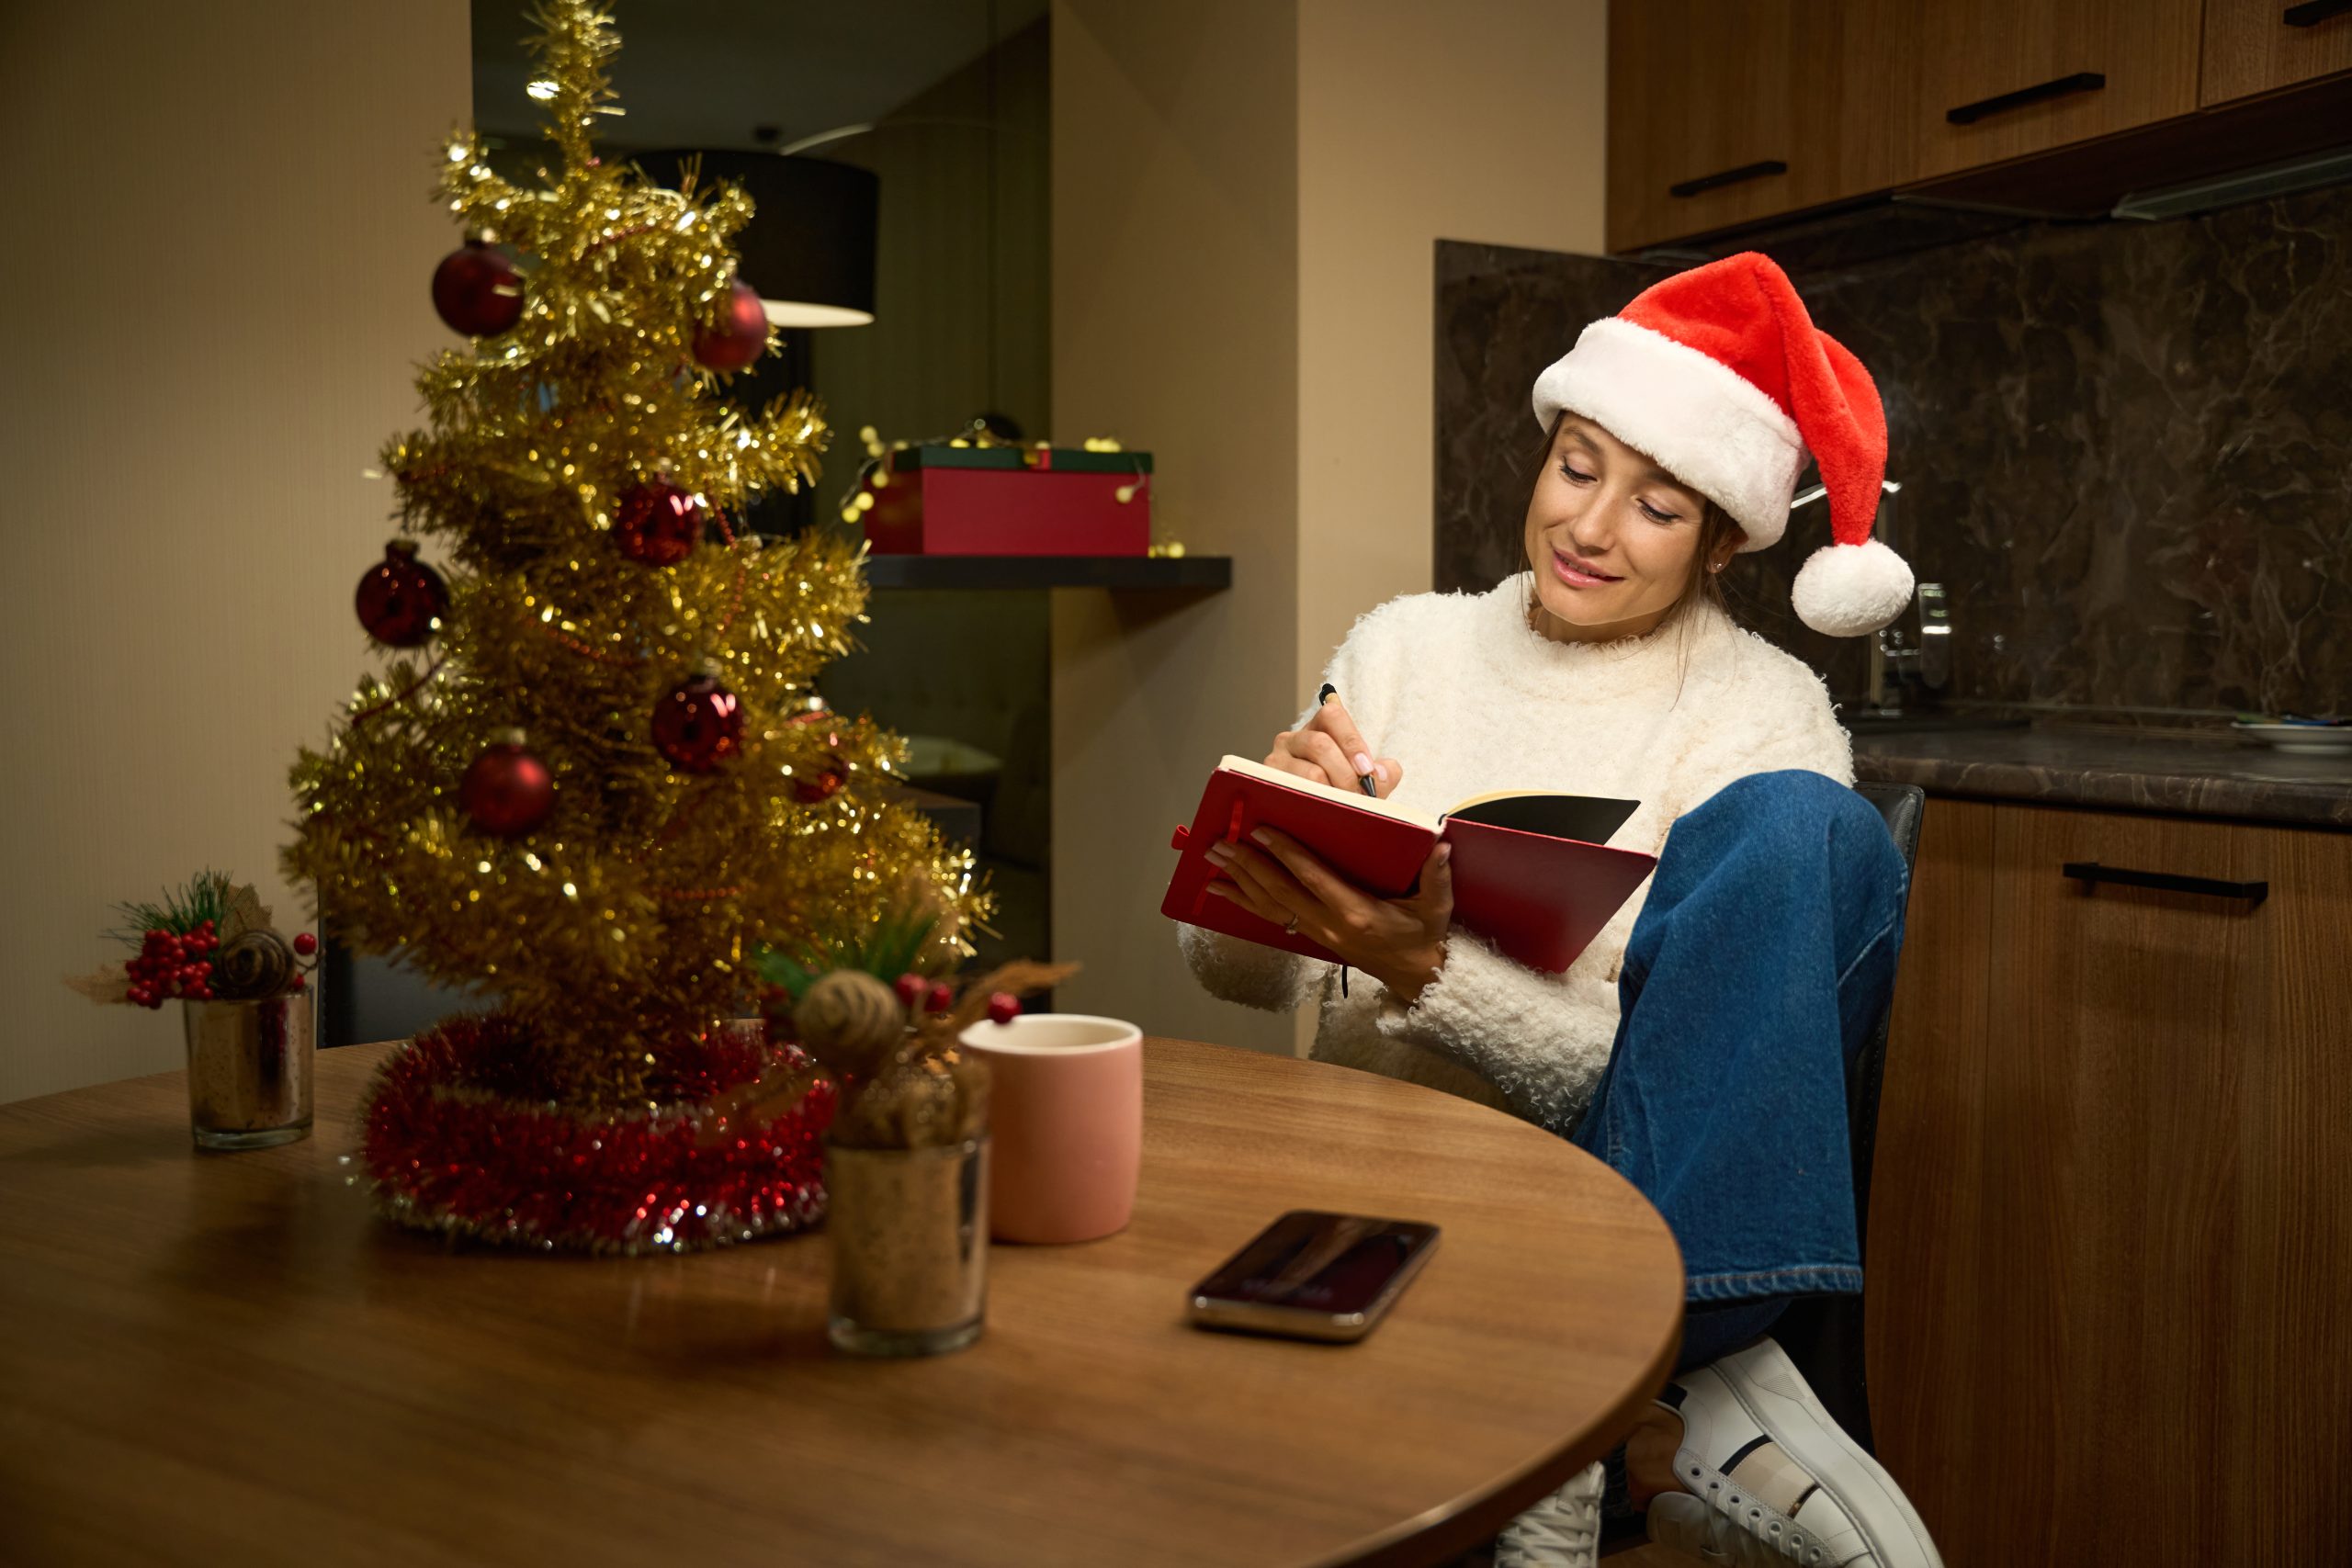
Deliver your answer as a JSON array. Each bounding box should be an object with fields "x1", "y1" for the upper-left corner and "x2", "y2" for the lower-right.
[{"x1": 1530, "y1": 252, "x2": 1911, "y2": 637}]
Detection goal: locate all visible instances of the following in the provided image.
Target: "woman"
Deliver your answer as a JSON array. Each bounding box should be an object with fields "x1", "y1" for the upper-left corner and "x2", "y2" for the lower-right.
[{"x1": 1178, "y1": 254, "x2": 1940, "y2": 1568}]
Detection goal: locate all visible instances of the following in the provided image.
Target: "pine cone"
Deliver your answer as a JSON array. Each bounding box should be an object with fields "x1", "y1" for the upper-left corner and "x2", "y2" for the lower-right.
[
  {"x1": 791, "y1": 969, "x2": 905, "y2": 1080},
  {"x1": 213, "y1": 930, "x2": 296, "y2": 999}
]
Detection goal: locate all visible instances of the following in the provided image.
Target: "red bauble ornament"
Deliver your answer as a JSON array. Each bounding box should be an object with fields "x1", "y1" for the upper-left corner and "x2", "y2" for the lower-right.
[
  {"x1": 793, "y1": 765, "x2": 845, "y2": 805},
  {"x1": 461, "y1": 733, "x2": 554, "y2": 837},
  {"x1": 652, "y1": 672, "x2": 743, "y2": 773},
  {"x1": 892, "y1": 973, "x2": 926, "y2": 1010},
  {"x1": 692, "y1": 279, "x2": 768, "y2": 373},
  {"x1": 987, "y1": 992, "x2": 1022, "y2": 1026},
  {"x1": 785, "y1": 709, "x2": 846, "y2": 803},
  {"x1": 431, "y1": 241, "x2": 524, "y2": 337},
  {"x1": 924, "y1": 980, "x2": 956, "y2": 1014},
  {"x1": 614, "y1": 480, "x2": 703, "y2": 566},
  {"x1": 355, "y1": 540, "x2": 448, "y2": 648}
]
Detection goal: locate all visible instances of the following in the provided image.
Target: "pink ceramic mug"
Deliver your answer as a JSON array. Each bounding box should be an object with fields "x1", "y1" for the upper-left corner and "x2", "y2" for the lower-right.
[{"x1": 957, "y1": 1013, "x2": 1142, "y2": 1244}]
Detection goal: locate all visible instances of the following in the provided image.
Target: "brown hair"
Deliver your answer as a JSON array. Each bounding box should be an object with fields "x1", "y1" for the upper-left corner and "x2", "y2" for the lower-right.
[{"x1": 1520, "y1": 413, "x2": 1747, "y2": 631}]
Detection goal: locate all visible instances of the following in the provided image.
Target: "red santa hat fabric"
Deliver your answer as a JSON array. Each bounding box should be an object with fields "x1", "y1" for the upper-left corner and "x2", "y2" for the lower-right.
[{"x1": 1530, "y1": 252, "x2": 1912, "y2": 637}]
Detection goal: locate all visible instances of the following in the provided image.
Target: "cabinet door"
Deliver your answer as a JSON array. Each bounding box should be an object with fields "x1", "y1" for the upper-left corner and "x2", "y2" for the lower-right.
[
  {"x1": 1608, "y1": 0, "x2": 1798, "y2": 253},
  {"x1": 1871, "y1": 800, "x2": 2352, "y2": 1565},
  {"x1": 1867, "y1": 798, "x2": 1999, "y2": 1562},
  {"x1": 1909, "y1": 0, "x2": 2203, "y2": 179},
  {"x1": 2201, "y1": 0, "x2": 2352, "y2": 105},
  {"x1": 1607, "y1": 1, "x2": 1914, "y2": 254}
]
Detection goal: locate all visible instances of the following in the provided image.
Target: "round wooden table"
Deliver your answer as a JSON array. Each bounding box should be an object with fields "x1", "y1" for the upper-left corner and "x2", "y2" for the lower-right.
[{"x1": 0, "y1": 1037, "x2": 1682, "y2": 1567}]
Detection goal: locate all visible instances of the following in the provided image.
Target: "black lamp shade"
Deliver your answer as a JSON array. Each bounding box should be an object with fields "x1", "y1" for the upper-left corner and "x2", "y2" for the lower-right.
[{"x1": 639, "y1": 149, "x2": 878, "y2": 327}]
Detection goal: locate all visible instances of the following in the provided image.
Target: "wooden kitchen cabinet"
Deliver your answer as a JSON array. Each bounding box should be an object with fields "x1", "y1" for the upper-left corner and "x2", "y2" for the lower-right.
[
  {"x1": 1605, "y1": 0, "x2": 1908, "y2": 254},
  {"x1": 2201, "y1": 0, "x2": 2352, "y2": 105},
  {"x1": 1907, "y1": 0, "x2": 2205, "y2": 179},
  {"x1": 1868, "y1": 798, "x2": 2352, "y2": 1564},
  {"x1": 1604, "y1": 0, "x2": 2346, "y2": 251}
]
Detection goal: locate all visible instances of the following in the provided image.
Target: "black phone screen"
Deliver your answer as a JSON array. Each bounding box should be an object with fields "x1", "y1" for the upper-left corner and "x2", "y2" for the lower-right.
[{"x1": 1192, "y1": 1211, "x2": 1440, "y2": 1314}]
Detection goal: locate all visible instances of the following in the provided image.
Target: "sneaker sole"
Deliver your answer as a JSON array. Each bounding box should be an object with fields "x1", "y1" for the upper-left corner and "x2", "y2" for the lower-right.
[{"x1": 1712, "y1": 1338, "x2": 1944, "y2": 1568}]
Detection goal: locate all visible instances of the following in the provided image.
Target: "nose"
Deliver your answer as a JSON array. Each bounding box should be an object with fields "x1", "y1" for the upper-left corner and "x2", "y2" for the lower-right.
[{"x1": 1564, "y1": 506, "x2": 1615, "y2": 558}]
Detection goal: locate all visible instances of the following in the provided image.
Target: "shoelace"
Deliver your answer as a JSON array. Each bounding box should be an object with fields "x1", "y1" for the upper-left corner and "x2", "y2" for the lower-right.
[{"x1": 1495, "y1": 1467, "x2": 1603, "y2": 1568}]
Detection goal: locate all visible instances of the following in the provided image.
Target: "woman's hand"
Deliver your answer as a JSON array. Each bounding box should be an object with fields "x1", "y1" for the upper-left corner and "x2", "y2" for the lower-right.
[
  {"x1": 1204, "y1": 829, "x2": 1452, "y2": 1004},
  {"x1": 1266, "y1": 695, "x2": 1406, "y2": 799}
]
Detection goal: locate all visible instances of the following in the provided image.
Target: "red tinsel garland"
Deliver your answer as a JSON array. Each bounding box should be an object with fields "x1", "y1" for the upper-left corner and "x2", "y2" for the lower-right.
[{"x1": 361, "y1": 1013, "x2": 835, "y2": 1255}]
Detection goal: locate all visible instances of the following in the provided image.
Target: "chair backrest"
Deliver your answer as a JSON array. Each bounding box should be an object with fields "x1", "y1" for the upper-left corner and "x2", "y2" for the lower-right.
[{"x1": 1770, "y1": 780, "x2": 1924, "y2": 1458}]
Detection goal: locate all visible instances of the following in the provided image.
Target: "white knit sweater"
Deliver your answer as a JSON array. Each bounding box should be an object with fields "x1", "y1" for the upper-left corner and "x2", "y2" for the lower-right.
[{"x1": 1178, "y1": 573, "x2": 1853, "y2": 1132}]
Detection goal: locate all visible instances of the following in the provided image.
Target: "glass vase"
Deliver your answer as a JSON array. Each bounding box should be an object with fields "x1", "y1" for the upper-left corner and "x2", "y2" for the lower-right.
[
  {"x1": 180, "y1": 994, "x2": 315, "y2": 1150},
  {"x1": 824, "y1": 1135, "x2": 989, "y2": 1357}
]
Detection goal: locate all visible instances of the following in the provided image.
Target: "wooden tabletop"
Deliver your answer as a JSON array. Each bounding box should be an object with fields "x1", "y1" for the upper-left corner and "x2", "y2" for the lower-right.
[{"x1": 0, "y1": 1036, "x2": 1683, "y2": 1568}]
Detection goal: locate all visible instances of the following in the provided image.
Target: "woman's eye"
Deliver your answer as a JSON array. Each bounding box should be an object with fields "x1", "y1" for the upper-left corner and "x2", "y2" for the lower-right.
[
  {"x1": 1638, "y1": 501, "x2": 1680, "y2": 524},
  {"x1": 1558, "y1": 463, "x2": 1596, "y2": 484}
]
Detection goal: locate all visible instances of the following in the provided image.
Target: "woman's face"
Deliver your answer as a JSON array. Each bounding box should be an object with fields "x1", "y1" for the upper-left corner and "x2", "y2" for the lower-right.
[{"x1": 1522, "y1": 414, "x2": 1731, "y2": 642}]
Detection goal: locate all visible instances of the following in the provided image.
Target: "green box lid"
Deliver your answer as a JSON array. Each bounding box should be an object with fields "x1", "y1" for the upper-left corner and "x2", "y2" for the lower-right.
[{"x1": 891, "y1": 444, "x2": 1153, "y2": 475}]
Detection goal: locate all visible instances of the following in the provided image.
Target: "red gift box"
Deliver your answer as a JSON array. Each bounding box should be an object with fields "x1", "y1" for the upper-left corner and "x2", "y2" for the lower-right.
[{"x1": 863, "y1": 444, "x2": 1153, "y2": 556}]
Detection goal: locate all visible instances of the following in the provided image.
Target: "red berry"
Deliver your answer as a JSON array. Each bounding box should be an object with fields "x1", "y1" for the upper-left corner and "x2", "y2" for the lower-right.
[
  {"x1": 987, "y1": 991, "x2": 1022, "y2": 1025},
  {"x1": 292, "y1": 932, "x2": 318, "y2": 957},
  {"x1": 925, "y1": 980, "x2": 956, "y2": 1014},
  {"x1": 288, "y1": 974, "x2": 306, "y2": 992},
  {"x1": 891, "y1": 973, "x2": 926, "y2": 1009}
]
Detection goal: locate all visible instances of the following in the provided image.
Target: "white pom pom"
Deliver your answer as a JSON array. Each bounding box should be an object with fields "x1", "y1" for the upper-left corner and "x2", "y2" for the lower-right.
[{"x1": 1792, "y1": 538, "x2": 1915, "y2": 637}]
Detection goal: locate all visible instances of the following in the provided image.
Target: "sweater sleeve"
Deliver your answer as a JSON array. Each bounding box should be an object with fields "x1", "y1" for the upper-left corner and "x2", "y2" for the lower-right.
[
  {"x1": 1173, "y1": 598, "x2": 1412, "y2": 1016},
  {"x1": 1175, "y1": 921, "x2": 1329, "y2": 1012},
  {"x1": 1371, "y1": 933, "x2": 1621, "y2": 1134}
]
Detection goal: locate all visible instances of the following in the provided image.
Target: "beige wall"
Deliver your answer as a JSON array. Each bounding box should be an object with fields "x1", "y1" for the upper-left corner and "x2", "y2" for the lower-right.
[
  {"x1": 1295, "y1": 0, "x2": 1608, "y2": 679},
  {"x1": 0, "y1": 1, "x2": 471, "y2": 1101},
  {"x1": 1050, "y1": 0, "x2": 1304, "y2": 1054},
  {"x1": 1050, "y1": 0, "x2": 1606, "y2": 1055}
]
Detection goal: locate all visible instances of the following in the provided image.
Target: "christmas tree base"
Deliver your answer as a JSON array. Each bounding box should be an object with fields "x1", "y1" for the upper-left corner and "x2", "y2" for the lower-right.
[{"x1": 359, "y1": 1013, "x2": 835, "y2": 1256}]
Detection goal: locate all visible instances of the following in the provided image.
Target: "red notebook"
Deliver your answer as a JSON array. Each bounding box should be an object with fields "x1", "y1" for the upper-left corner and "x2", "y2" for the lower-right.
[{"x1": 1162, "y1": 756, "x2": 1659, "y2": 974}]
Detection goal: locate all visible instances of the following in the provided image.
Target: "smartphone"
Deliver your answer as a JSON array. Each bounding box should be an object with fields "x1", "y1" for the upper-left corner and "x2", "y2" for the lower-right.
[{"x1": 1186, "y1": 1210, "x2": 1441, "y2": 1342}]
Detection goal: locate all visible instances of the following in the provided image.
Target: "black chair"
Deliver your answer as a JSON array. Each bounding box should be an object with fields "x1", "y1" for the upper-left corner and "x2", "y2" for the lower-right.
[{"x1": 1769, "y1": 779, "x2": 1925, "y2": 1457}]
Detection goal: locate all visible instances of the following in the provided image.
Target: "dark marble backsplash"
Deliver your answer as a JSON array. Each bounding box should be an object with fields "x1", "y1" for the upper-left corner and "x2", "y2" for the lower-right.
[{"x1": 1435, "y1": 184, "x2": 2352, "y2": 719}]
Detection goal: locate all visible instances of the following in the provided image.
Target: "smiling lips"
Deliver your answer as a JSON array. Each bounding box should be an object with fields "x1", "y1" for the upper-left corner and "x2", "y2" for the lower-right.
[{"x1": 1551, "y1": 548, "x2": 1622, "y2": 588}]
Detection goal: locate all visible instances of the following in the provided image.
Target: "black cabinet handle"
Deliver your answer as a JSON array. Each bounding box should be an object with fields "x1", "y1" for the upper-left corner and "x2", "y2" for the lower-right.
[
  {"x1": 2284, "y1": 0, "x2": 2352, "y2": 26},
  {"x1": 2063, "y1": 862, "x2": 2269, "y2": 907},
  {"x1": 1947, "y1": 72, "x2": 2107, "y2": 125},
  {"x1": 1668, "y1": 159, "x2": 1788, "y2": 198}
]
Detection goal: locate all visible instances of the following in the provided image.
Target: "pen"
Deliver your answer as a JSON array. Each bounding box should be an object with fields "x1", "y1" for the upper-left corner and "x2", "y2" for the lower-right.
[{"x1": 1317, "y1": 682, "x2": 1380, "y2": 795}]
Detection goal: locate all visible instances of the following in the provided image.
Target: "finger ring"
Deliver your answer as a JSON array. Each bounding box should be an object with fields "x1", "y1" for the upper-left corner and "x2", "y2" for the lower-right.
[{"x1": 1283, "y1": 915, "x2": 1301, "y2": 933}]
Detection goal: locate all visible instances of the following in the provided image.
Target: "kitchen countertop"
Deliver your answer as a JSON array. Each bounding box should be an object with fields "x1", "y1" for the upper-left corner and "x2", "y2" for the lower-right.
[{"x1": 1848, "y1": 724, "x2": 2352, "y2": 830}]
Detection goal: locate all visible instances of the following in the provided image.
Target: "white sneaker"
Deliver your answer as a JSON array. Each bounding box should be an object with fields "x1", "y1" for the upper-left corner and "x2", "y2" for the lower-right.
[
  {"x1": 1643, "y1": 1337, "x2": 1941, "y2": 1568},
  {"x1": 1493, "y1": 1459, "x2": 1603, "y2": 1568}
]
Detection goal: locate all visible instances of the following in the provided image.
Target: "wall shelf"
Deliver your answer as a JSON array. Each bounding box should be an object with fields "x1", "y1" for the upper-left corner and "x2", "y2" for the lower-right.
[{"x1": 862, "y1": 554, "x2": 1231, "y2": 592}]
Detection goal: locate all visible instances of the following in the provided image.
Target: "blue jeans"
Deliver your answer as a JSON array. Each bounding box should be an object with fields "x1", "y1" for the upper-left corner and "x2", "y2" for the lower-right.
[{"x1": 1570, "y1": 770, "x2": 1909, "y2": 1331}]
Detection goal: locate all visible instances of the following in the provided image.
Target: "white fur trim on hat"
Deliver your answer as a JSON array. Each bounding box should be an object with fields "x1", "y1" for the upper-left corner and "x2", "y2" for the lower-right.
[
  {"x1": 1792, "y1": 538, "x2": 1914, "y2": 637},
  {"x1": 1531, "y1": 317, "x2": 1805, "y2": 548}
]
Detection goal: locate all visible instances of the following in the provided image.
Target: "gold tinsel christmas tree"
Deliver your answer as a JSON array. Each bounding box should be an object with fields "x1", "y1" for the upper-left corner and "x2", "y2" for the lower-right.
[{"x1": 286, "y1": 1, "x2": 985, "y2": 1128}]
